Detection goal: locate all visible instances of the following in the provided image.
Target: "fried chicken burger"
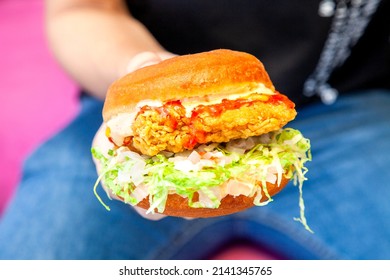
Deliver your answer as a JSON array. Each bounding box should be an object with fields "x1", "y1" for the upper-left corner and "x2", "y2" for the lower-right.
[{"x1": 92, "y1": 49, "x2": 312, "y2": 225}]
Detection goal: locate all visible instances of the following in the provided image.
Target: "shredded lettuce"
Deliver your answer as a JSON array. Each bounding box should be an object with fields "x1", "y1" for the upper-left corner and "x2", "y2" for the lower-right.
[{"x1": 91, "y1": 128, "x2": 313, "y2": 231}]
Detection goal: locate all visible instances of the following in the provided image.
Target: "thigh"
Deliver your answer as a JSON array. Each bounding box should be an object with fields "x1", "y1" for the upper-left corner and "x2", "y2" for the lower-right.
[
  {"x1": 232, "y1": 90, "x2": 390, "y2": 259},
  {"x1": 3, "y1": 91, "x2": 388, "y2": 260},
  {"x1": 0, "y1": 96, "x2": 186, "y2": 259},
  {"x1": 0, "y1": 96, "x2": 108, "y2": 259}
]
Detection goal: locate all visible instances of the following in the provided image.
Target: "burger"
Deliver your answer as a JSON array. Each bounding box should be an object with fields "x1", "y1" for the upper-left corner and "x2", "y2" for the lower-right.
[{"x1": 92, "y1": 49, "x2": 311, "y2": 226}]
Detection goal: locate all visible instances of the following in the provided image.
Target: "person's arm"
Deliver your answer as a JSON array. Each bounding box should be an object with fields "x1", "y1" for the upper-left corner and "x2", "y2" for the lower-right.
[{"x1": 45, "y1": 0, "x2": 172, "y2": 99}]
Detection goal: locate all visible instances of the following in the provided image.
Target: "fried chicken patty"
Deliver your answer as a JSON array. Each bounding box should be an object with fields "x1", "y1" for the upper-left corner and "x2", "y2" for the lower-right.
[{"x1": 130, "y1": 93, "x2": 296, "y2": 156}]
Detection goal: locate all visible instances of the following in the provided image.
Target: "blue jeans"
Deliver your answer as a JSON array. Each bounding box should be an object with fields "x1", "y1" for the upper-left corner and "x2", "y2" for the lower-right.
[{"x1": 0, "y1": 90, "x2": 389, "y2": 260}]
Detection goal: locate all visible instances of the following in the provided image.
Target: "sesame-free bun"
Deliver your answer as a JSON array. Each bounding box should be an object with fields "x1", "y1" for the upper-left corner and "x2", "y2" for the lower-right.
[
  {"x1": 103, "y1": 49, "x2": 275, "y2": 121},
  {"x1": 135, "y1": 176, "x2": 289, "y2": 218}
]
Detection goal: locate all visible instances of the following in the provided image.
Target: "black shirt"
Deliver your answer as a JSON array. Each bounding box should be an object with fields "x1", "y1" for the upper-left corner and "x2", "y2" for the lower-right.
[{"x1": 125, "y1": 0, "x2": 389, "y2": 107}]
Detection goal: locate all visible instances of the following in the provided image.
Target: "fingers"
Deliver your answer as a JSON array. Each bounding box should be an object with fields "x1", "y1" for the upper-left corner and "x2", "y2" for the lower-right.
[
  {"x1": 104, "y1": 184, "x2": 168, "y2": 220},
  {"x1": 132, "y1": 206, "x2": 166, "y2": 221},
  {"x1": 133, "y1": 206, "x2": 194, "y2": 221},
  {"x1": 125, "y1": 51, "x2": 176, "y2": 74},
  {"x1": 91, "y1": 123, "x2": 165, "y2": 221},
  {"x1": 92, "y1": 51, "x2": 190, "y2": 222}
]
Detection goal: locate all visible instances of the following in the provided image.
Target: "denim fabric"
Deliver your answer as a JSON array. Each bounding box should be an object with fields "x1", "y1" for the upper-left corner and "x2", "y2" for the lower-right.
[{"x1": 0, "y1": 90, "x2": 389, "y2": 260}]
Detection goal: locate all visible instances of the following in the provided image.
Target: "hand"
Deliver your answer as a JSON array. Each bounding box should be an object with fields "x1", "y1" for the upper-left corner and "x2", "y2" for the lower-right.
[
  {"x1": 92, "y1": 51, "x2": 176, "y2": 221},
  {"x1": 92, "y1": 122, "x2": 167, "y2": 220},
  {"x1": 122, "y1": 51, "x2": 176, "y2": 76}
]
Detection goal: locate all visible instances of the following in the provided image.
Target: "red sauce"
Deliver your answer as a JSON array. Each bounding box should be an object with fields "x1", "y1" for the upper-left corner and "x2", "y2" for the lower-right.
[
  {"x1": 139, "y1": 100, "x2": 183, "y2": 130},
  {"x1": 191, "y1": 98, "x2": 250, "y2": 118},
  {"x1": 191, "y1": 93, "x2": 294, "y2": 119},
  {"x1": 266, "y1": 92, "x2": 295, "y2": 109}
]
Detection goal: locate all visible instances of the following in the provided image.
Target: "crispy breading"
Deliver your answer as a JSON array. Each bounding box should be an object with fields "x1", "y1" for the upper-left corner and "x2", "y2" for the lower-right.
[{"x1": 131, "y1": 95, "x2": 296, "y2": 156}]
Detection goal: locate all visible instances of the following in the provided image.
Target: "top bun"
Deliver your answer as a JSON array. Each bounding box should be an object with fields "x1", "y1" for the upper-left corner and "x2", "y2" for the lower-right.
[{"x1": 103, "y1": 49, "x2": 275, "y2": 121}]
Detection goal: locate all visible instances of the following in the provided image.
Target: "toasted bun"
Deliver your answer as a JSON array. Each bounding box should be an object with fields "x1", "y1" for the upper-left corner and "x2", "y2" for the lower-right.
[
  {"x1": 135, "y1": 176, "x2": 289, "y2": 218},
  {"x1": 103, "y1": 49, "x2": 275, "y2": 122}
]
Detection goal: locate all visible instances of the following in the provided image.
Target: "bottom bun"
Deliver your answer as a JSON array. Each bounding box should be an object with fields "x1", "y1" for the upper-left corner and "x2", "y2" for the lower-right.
[{"x1": 135, "y1": 176, "x2": 290, "y2": 218}]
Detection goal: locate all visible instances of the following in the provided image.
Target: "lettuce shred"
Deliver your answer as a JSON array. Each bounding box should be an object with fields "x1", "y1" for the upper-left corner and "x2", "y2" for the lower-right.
[{"x1": 91, "y1": 128, "x2": 313, "y2": 232}]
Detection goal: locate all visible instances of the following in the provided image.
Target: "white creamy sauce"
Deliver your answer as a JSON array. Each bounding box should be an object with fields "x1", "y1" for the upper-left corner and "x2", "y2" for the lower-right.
[{"x1": 106, "y1": 112, "x2": 137, "y2": 145}]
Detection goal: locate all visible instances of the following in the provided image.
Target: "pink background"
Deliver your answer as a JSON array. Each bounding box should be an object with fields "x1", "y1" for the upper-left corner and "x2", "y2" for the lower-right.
[{"x1": 0, "y1": 0, "x2": 79, "y2": 214}]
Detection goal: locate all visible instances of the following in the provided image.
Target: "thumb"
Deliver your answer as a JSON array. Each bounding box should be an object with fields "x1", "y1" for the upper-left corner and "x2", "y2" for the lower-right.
[{"x1": 125, "y1": 51, "x2": 176, "y2": 74}]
